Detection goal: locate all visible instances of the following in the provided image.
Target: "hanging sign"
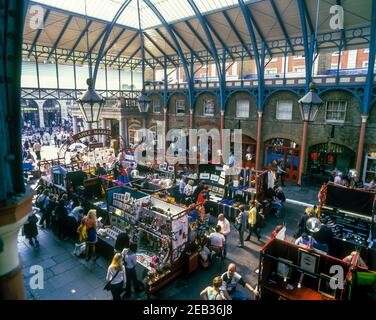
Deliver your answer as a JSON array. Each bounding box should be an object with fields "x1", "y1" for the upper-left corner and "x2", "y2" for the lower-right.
[{"x1": 72, "y1": 129, "x2": 112, "y2": 141}]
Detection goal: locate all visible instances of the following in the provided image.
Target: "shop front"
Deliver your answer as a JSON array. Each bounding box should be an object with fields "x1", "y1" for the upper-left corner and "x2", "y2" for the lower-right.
[
  {"x1": 263, "y1": 138, "x2": 299, "y2": 182},
  {"x1": 308, "y1": 143, "x2": 355, "y2": 180},
  {"x1": 21, "y1": 99, "x2": 40, "y2": 128}
]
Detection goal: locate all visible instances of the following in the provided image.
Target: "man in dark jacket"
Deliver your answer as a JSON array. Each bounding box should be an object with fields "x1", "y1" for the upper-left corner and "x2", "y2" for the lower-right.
[{"x1": 312, "y1": 218, "x2": 334, "y2": 254}]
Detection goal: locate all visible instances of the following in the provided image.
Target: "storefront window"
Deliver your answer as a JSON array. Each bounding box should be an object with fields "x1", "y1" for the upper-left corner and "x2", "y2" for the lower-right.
[{"x1": 308, "y1": 143, "x2": 355, "y2": 176}]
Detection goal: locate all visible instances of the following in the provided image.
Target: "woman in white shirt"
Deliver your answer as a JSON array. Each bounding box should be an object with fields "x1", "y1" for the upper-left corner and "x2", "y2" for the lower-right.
[{"x1": 106, "y1": 253, "x2": 127, "y2": 300}]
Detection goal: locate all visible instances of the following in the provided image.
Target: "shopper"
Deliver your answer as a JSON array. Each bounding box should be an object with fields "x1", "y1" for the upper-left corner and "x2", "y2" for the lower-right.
[
  {"x1": 295, "y1": 207, "x2": 314, "y2": 238},
  {"x1": 123, "y1": 243, "x2": 142, "y2": 298},
  {"x1": 342, "y1": 251, "x2": 368, "y2": 269},
  {"x1": 235, "y1": 205, "x2": 248, "y2": 248},
  {"x1": 106, "y1": 253, "x2": 127, "y2": 300},
  {"x1": 37, "y1": 190, "x2": 51, "y2": 228},
  {"x1": 245, "y1": 200, "x2": 261, "y2": 242},
  {"x1": 55, "y1": 199, "x2": 68, "y2": 240},
  {"x1": 312, "y1": 218, "x2": 334, "y2": 254},
  {"x1": 200, "y1": 276, "x2": 231, "y2": 300},
  {"x1": 95, "y1": 163, "x2": 107, "y2": 176},
  {"x1": 23, "y1": 212, "x2": 39, "y2": 248},
  {"x1": 209, "y1": 225, "x2": 225, "y2": 256},
  {"x1": 217, "y1": 214, "x2": 230, "y2": 258},
  {"x1": 85, "y1": 209, "x2": 98, "y2": 261},
  {"x1": 114, "y1": 232, "x2": 130, "y2": 254},
  {"x1": 178, "y1": 176, "x2": 186, "y2": 204},
  {"x1": 295, "y1": 232, "x2": 317, "y2": 248},
  {"x1": 221, "y1": 263, "x2": 258, "y2": 300},
  {"x1": 271, "y1": 187, "x2": 285, "y2": 218},
  {"x1": 33, "y1": 141, "x2": 41, "y2": 161},
  {"x1": 192, "y1": 182, "x2": 204, "y2": 203}
]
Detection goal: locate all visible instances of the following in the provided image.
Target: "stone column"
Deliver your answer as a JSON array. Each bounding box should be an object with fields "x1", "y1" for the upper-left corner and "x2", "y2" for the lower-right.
[
  {"x1": 35, "y1": 100, "x2": 45, "y2": 128},
  {"x1": 0, "y1": 193, "x2": 33, "y2": 300},
  {"x1": 119, "y1": 117, "x2": 126, "y2": 150},
  {"x1": 356, "y1": 115, "x2": 368, "y2": 175}
]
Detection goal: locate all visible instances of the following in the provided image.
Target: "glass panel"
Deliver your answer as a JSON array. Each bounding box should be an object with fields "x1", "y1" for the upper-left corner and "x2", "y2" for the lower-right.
[
  {"x1": 33, "y1": 0, "x2": 248, "y2": 29},
  {"x1": 236, "y1": 100, "x2": 249, "y2": 118},
  {"x1": 276, "y1": 100, "x2": 293, "y2": 120},
  {"x1": 176, "y1": 99, "x2": 185, "y2": 114},
  {"x1": 203, "y1": 99, "x2": 215, "y2": 116}
]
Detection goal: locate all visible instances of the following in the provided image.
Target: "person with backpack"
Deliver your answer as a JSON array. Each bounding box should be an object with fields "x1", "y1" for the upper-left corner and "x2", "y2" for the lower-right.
[{"x1": 37, "y1": 190, "x2": 51, "y2": 228}]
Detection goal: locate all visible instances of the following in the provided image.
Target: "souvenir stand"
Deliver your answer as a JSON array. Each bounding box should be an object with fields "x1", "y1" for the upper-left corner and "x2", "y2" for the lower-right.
[
  {"x1": 318, "y1": 182, "x2": 376, "y2": 269},
  {"x1": 201, "y1": 165, "x2": 268, "y2": 221},
  {"x1": 99, "y1": 185, "x2": 190, "y2": 294},
  {"x1": 65, "y1": 170, "x2": 119, "y2": 220},
  {"x1": 258, "y1": 238, "x2": 376, "y2": 300}
]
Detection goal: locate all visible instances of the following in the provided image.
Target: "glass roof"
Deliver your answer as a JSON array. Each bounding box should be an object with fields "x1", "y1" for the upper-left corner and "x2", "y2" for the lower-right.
[{"x1": 32, "y1": 0, "x2": 245, "y2": 29}]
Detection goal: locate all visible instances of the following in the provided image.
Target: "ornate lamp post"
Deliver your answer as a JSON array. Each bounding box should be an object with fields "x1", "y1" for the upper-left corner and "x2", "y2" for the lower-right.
[
  {"x1": 297, "y1": 82, "x2": 323, "y2": 185},
  {"x1": 137, "y1": 93, "x2": 151, "y2": 113},
  {"x1": 76, "y1": 78, "x2": 105, "y2": 128}
]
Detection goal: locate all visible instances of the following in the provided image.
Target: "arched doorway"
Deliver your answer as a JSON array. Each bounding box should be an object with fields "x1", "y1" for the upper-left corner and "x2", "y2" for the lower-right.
[
  {"x1": 264, "y1": 138, "x2": 300, "y2": 181},
  {"x1": 308, "y1": 143, "x2": 355, "y2": 177},
  {"x1": 21, "y1": 99, "x2": 40, "y2": 128},
  {"x1": 43, "y1": 99, "x2": 61, "y2": 127}
]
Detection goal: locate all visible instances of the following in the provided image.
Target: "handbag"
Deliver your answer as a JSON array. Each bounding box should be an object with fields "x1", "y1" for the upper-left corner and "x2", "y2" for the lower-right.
[{"x1": 104, "y1": 270, "x2": 120, "y2": 291}]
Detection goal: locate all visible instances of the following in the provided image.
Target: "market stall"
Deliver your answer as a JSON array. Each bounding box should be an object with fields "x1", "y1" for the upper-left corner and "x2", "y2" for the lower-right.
[
  {"x1": 98, "y1": 186, "x2": 190, "y2": 294},
  {"x1": 258, "y1": 238, "x2": 376, "y2": 300},
  {"x1": 201, "y1": 164, "x2": 269, "y2": 221},
  {"x1": 318, "y1": 182, "x2": 376, "y2": 268}
]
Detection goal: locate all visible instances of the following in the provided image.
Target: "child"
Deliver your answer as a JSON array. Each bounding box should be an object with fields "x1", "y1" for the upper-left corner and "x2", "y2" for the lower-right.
[{"x1": 23, "y1": 212, "x2": 39, "y2": 247}]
